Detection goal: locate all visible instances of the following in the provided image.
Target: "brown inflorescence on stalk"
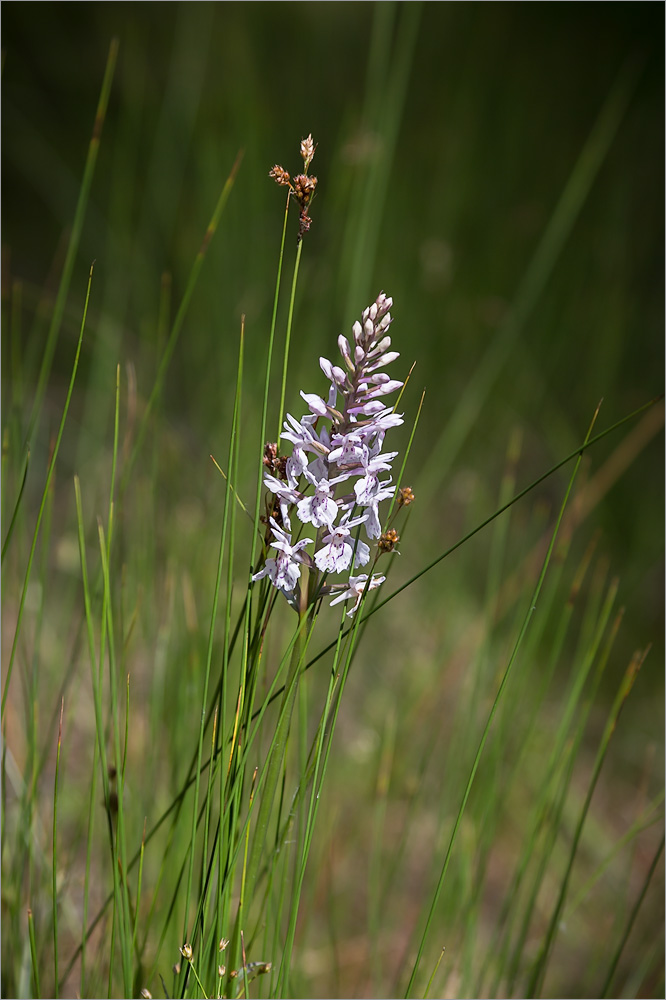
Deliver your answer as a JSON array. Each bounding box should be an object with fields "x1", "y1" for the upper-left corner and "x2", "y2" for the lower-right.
[{"x1": 269, "y1": 134, "x2": 318, "y2": 242}]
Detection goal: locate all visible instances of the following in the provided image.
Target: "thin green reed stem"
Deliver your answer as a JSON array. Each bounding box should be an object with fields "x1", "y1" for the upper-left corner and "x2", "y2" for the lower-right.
[
  {"x1": 527, "y1": 644, "x2": 650, "y2": 997},
  {"x1": 22, "y1": 457, "x2": 54, "y2": 928},
  {"x1": 214, "y1": 180, "x2": 301, "y2": 986},
  {"x1": 226, "y1": 611, "x2": 314, "y2": 987},
  {"x1": 599, "y1": 832, "x2": 665, "y2": 999},
  {"x1": 28, "y1": 907, "x2": 41, "y2": 999},
  {"x1": 121, "y1": 150, "x2": 243, "y2": 493},
  {"x1": 132, "y1": 820, "x2": 148, "y2": 957},
  {"x1": 73, "y1": 478, "x2": 113, "y2": 839},
  {"x1": 276, "y1": 572, "x2": 383, "y2": 994},
  {"x1": 403, "y1": 404, "x2": 600, "y2": 999},
  {"x1": 261, "y1": 191, "x2": 290, "y2": 462},
  {"x1": 501, "y1": 578, "x2": 622, "y2": 999},
  {"x1": 181, "y1": 319, "x2": 244, "y2": 964},
  {"x1": 97, "y1": 519, "x2": 133, "y2": 996},
  {"x1": 52, "y1": 698, "x2": 64, "y2": 1000},
  {"x1": 3, "y1": 263, "x2": 94, "y2": 718},
  {"x1": 199, "y1": 709, "x2": 218, "y2": 963},
  {"x1": 214, "y1": 313, "x2": 251, "y2": 960},
  {"x1": 276, "y1": 238, "x2": 303, "y2": 449},
  {"x1": 424, "y1": 948, "x2": 446, "y2": 1000},
  {"x1": 342, "y1": 2, "x2": 421, "y2": 322},
  {"x1": 27, "y1": 40, "x2": 117, "y2": 447},
  {"x1": 80, "y1": 737, "x2": 98, "y2": 998},
  {"x1": 276, "y1": 615, "x2": 349, "y2": 996},
  {"x1": 1, "y1": 445, "x2": 29, "y2": 565},
  {"x1": 566, "y1": 792, "x2": 664, "y2": 919}
]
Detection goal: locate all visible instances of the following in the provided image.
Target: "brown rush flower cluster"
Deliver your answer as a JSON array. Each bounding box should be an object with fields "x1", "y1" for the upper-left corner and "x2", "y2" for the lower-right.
[{"x1": 269, "y1": 133, "x2": 318, "y2": 242}]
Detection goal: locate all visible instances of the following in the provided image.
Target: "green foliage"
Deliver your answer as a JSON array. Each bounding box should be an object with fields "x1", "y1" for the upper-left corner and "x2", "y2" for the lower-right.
[{"x1": 2, "y1": 5, "x2": 663, "y2": 999}]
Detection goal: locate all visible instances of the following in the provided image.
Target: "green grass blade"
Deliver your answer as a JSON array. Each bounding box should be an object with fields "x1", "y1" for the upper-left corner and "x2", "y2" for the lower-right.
[
  {"x1": 97, "y1": 518, "x2": 133, "y2": 996},
  {"x1": 182, "y1": 316, "x2": 244, "y2": 946},
  {"x1": 403, "y1": 403, "x2": 600, "y2": 998},
  {"x1": 26, "y1": 39, "x2": 118, "y2": 445},
  {"x1": 28, "y1": 906, "x2": 41, "y2": 999},
  {"x1": 527, "y1": 643, "x2": 650, "y2": 997},
  {"x1": 80, "y1": 735, "x2": 99, "y2": 997},
  {"x1": 276, "y1": 239, "x2": 303, "y2": 448},
  {"x1": 565, "y1": 792, "x2": 665, "y2": 919},
  {"x1": 341, "y1": 1, "x2": 422, "y2": 322},
  {"x1": 52, "y1": 698, "x2": 64, "y2": 1000},
  {"x1": 1, "y1": 444, "x2": 30, "y2": 564},
  {"x1": 121, "y1": 149, "x2": 243, "y2": 492},
  {"x1": 2, "y1": 262, "x2": 95, "y2": 718}
]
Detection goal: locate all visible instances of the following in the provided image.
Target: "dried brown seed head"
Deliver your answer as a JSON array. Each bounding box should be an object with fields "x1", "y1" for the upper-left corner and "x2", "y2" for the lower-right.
[
  {"x1": 292, "y1": 173, "x2": 317, "y2": 208},
  {"x1": 263, "y1": 442, "x2": 279, "y2": 471},
  {"x1": 269, "y1": 165, "x2": 291, "y2": 186},
  {"x1": 397, "y1": 486, "x2": 415, "y2": 507},
  {"x1": 378, "y1": 529, "x2": 400, "y2": 554}
]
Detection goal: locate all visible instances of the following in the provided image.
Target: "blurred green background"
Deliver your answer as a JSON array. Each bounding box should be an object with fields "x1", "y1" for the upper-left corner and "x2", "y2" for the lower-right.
[
  {"x1": 2, "y1": 3, "x2": 664, "y2": 996},
  {"x1": 3, "y1": 0, "x2": 663, "y2": 690}
]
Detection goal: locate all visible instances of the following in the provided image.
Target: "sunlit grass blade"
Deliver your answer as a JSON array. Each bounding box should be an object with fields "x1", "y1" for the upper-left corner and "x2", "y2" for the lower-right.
[
  {"x1": 1, "y1": 444, "x2": 29, "y2": 564},
  {"x1": 176, "y1": 315, "x2": 245, "y2": 997},
  {"x1": 565, "y1": 791, "x2": 665, "y2": 920},
  {"x1": 52, "y1": 697, "x2": 64, "y2": 1000},
  {"x1": 274, "y1": 617, "x2": 349, "y2": 996},
  {"x1": 121, "y1": 149, "x2": 243, "y2": 491},
  {"x1": 26, "y1": 39, "x2": 118, "y2": 446},
  {"x1": 2, "y1": 262, "x2": 95, "y2": 719},
  {"x1": 340, "y1": 1, "x2": 422, "y2": 322},
  {"x1": 96, "y1": 516, "x2": 133, "y2": 996},
  {"x1": 526, "y1": 643, "x2": 651, "y2": 997},
  {"x1": 28, "y1": 906, "x2": 41, "y2": 999},
  {"x1": 500, "y1": 575, "x2": 622, "y2": 997},
  {"x1": 403, "y1": 403, "x2": 600, "y2": 998},
  {"x1": 276, "y1": 239, "x2": 303, "y2": 449},
  {"x1": 599, "y1": 831, "x2": 664, "y2": 998}
]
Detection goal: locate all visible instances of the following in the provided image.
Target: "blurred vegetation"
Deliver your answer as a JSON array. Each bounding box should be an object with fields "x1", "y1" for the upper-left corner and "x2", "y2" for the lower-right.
[{"x1": 2, "y1": 3, "x2": 663, "y2": 998}]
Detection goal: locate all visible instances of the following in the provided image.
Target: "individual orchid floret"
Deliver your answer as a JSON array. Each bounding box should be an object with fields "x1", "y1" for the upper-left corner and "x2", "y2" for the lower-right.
[
  {"x1": 329, "y1": 574, "x2": 386, "y2": 617},
  {"x1": 252, "y1": 519, "x2": 313, "y2": 595},
  {"x1": 327, "y1": 431, "x2": 367, "y2": 469},
  {"x1": 281, "y1": 412, "x2": 330, "y2": 461},
  {"x1": 314, "y1": 515, "x2": 370, "y2": 574},
  {"x1": 356, "y1": 482, "x2": 396, "y2": 539},
  {"x1": 296, "y1": 470, "x2": 348, "y2": 529},
  {"x1": 262, "y1": 475, "x2": 301, "y2": 530},
  {"x1": 353, "y1": 449, "x2": 398, "y2": 502}
]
